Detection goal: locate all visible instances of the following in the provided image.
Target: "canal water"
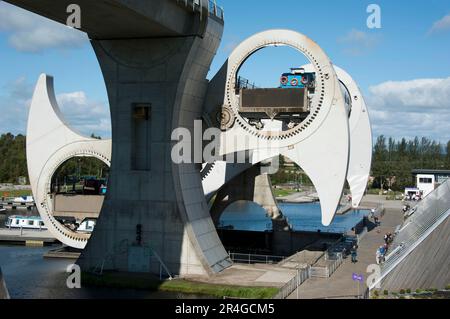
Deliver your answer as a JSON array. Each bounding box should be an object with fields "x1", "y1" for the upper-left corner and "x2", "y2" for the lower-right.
[
  {"x1": 0, "y1": 210, "x2": 209, "y2": 299},
  {"x1": 220, "y1": 201, "x2": 369, "y2": 233},
  {"x1": 0, "y1": 245, "x2": 213, "y2": 299}
]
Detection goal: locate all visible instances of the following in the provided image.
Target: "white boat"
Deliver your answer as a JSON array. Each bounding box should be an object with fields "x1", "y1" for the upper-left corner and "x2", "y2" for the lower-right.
[
  {"x1": 4, "y1": 215, "x2": 47, "y2": 230},
  {"x1": 77, "y1": 218, "x2": 96, "y2": 233},
  {"x1": 12, "y1": 196, "x2": 34, "y2": 204}
]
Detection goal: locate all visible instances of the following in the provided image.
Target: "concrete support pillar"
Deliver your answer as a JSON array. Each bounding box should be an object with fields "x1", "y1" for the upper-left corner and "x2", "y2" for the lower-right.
[
  {"x1": 78, "y1": 19, "x2": 232, "y2": 276},
  {"x1": 210, "y1": 164, "x2": 292, "y2": 255},
  {"x1": 210, "y1": 164, "x2": 290, "y2": 230}
]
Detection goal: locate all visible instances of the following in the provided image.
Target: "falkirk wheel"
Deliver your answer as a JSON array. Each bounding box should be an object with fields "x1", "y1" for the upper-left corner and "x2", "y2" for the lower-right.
[{"x1": 26, "y1": 28, "x2": 372, "y2": 276}]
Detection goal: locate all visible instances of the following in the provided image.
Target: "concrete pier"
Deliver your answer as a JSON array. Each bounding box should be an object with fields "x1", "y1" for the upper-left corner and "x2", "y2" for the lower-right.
[
  {"x1": 210, "y1": 164, "x2": 283, "y2": 224},
  {"x1": 72, "y1": 1, "x2": 231, "y2": 276}
]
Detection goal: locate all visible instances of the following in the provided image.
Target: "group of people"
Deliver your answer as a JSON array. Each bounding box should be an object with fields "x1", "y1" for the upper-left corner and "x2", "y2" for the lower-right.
[
  {"x1": 376, "y1": 233, "x2": 393, "y2": 264},
  {"x1": 347, "y1": 209, "x2": 397, "y2": 266},
  {"x1": 404, "y1": 193, "x2": 422, "y2": 201}
]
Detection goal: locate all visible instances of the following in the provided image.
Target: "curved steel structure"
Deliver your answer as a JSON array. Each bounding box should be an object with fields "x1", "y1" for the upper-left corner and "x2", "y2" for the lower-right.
[
  {"x1": 27, "y1": 74, "x2": 111, "y2": 249},
  {"x1": 205, "y1": 30, "x2": 350, "y2": 226},
  {"x1": 27, "y1": 35, "x2": 372, "y2": 250},
  {"x1": 335, "y1": 66, "x2": 372, "y2": 208},
  {"x1": 301, "y1": 64, "x2": 373, "y2": 207}
]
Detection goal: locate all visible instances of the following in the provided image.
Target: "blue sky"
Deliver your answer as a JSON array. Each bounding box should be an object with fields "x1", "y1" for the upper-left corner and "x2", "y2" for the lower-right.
[{"x1": 1, "y1": 0, "x2": 450, "y2": 142}]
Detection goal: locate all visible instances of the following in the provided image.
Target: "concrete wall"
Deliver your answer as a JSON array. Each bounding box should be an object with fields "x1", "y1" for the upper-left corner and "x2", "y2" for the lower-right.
[
  {"x1": 219, "y1": 229, "x2": 341, "y2": 256},
  {"x1": 210, "y1": 165, "x2": 281, "y2": 224},
  {"x1": 272, "y1": 230, "x2": 341, "y2": 256},
  {"x1": 381, "y1": 216, "x2": 450, "y2": 291},
  {"x1": 53, "y1": 195, "x2": 104, "y2": 220}
]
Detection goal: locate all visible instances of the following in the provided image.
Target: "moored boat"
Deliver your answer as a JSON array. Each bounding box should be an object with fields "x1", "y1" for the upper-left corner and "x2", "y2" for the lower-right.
[{"x1": 4, "y1": 215, "x2": 47, "y2": 230}]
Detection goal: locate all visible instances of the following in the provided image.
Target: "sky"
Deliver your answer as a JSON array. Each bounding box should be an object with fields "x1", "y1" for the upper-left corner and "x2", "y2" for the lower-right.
[{"x1": 0, "y1": 0, "x2": 450, "y2": 143}]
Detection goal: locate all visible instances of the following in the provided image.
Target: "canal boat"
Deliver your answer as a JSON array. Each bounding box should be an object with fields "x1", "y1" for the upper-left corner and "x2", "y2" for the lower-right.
[
  {"x1": 4, "y1": 215, "x2": 47, "y2": 230},
  {"x1": 76, "y1": 218, "x2": 96, "y2": 233},
  {"x1": 12, "y1": 196, "x2": 34, "y2": 204}
]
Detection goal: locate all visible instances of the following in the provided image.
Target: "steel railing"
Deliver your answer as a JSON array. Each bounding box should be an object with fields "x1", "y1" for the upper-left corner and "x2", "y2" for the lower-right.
[
  {"x1": 370, "y1": 179, "x2": 450, "y2": 289},
  {"x1": 273, "y1": 266, "x2": 310, "y2": 299},
  {"x1": 236, "y1": 76, "x2": 258, "y2": 91},
  {"x1": 228, "y1": 252, "x2": 286, "y2": 264},
  {"x1": 209, "y1": 0, "x2": 224, "y2": 19},
  {"x1": 310, "y1": 252, "x2": 343, "y2": 278},
  {"x1": 175, "y1": 0, "x2": 224, "y2": 20}
]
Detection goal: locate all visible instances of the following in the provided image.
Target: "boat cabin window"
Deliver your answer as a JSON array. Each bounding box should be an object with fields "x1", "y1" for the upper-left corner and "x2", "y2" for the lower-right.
[
  {"x1": 15, "y1": 220, "x2": 20, "y2": 225},
  {"x1": 40, "y1": 221, "x2": 45, "y2": 226},
  {"x1": 28, "y1": 220, "x2": 34, "y2": 226}
]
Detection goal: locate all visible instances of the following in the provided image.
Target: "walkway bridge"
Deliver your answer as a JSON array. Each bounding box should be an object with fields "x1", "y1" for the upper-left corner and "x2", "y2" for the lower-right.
[
  {"x1": 371, "y1": 179, "x2": 450, "y2": 291},
  {"x1": 4, "y1": 0, "x2": 223, "y2": 38}
]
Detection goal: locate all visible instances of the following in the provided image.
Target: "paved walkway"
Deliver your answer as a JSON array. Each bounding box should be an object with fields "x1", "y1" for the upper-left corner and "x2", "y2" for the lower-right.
[
  {"x1": 0, "y1": 228, "x2": 56, "y2": 244},
  {"x1": 188, "y1": 263, "x2": 297, "y2": 288},
  {"x1": 288, "y1": 196, "x2": 404, "y2": 299}
]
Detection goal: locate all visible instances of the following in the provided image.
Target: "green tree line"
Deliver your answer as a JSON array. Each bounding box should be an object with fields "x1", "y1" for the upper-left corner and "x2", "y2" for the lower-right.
[
  {"x1": 0, "y1": 133, "x2": 27, "y2": 183},
  {"x1": 0, "y1": 133, "x2": 107, "y2": 184},
  {"x1": 372, "y1": 136, "x2": 450, "y2": 191},
  {"x1": 1, "y1": 133, "x2": 450, "y2": 191}
]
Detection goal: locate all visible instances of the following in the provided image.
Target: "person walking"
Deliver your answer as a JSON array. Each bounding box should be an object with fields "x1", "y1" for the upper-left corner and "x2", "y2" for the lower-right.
[
  {"x1": 370, "y1": 208, "x2": 375, "y2": 220},
  {"x1": 350, "y1": 245, "x2": 358, "y2": 263},
  {"x1": 379, "y1": 245, "x2": 386, "y2": 263},
  {"x1": 376, "y1": 248, "x2": 382, "y2": 265}
]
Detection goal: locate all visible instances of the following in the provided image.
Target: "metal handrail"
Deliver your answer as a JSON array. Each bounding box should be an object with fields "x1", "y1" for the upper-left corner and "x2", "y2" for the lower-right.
[
  {"x1": 370, "y1": 179, "x2": 450, "y2": 289},
  {"x1": 175, "y1": 0, "x2": 224, "y2": 20},
  {"x1": 273, "y1": 266, "x2": 310, "y2": 299},
  {"x1": 229, "y1": 252, "x2": 286, "y2": 264}
]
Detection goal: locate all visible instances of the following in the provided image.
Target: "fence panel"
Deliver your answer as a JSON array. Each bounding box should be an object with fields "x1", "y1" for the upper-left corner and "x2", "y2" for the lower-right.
[{"x1": 273, "y1": 267, "x2": 310, "y2": 299}]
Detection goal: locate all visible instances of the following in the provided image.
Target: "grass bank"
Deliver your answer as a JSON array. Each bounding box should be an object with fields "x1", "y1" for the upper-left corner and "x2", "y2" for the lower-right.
[
  {"x1": 1, "y1": 189, "x2": 32, "y2": 198},
  {"x1": 273, "y1": 188, "x2": 297, "y2": 197},
  {"x1": 82, "y1": 272, "x2": 278, "y2": 299}
]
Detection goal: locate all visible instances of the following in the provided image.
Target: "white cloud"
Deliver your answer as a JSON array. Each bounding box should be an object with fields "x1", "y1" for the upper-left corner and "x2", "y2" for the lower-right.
[
  {"x1": 0, "y1": 77, "x2": 111, "y2": 138},
  {"x1": 0, "y1": 2, "x2": 88, "y2": 53},
  {"x1": 338, "y1": 29, "x2": 380, "y2": 56},
  {"x1": 56, "y1": 91, "x2": 111, "y2": 137},
  {"x1": 367, "y1": 77, "x2": 450, "y2": 141},
  {"x1": 429, "y1": 14, "x2": 450, "y2": 34}
]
